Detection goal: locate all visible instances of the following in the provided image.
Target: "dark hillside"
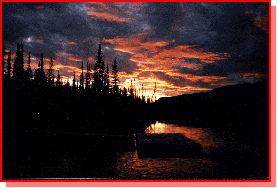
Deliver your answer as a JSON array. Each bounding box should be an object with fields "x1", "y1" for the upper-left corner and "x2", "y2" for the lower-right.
[{"x1": 152, "y1": 79, "x2": 269, "y2": 146}]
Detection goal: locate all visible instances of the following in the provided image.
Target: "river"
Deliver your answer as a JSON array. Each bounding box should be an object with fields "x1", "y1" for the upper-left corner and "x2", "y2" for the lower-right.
[{"x1": 3, "y1": 121, "x2": 268, "y2": 180}]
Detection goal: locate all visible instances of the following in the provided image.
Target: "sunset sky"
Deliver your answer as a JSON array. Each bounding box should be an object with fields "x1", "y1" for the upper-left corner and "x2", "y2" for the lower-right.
[{"x1": 2, "y1": 2, "x2": 269, "y2": 98}]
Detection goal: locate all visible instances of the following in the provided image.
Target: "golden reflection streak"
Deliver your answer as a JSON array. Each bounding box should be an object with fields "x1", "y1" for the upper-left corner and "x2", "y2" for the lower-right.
[{"x1": 145, "y1": 121, "x2": 224, "y2": 148}]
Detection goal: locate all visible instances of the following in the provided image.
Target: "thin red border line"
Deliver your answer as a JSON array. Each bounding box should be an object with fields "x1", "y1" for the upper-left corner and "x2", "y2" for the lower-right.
[
  {"x1": 2, "y1": 180, "x2": 272, "y2": 182},
  {"x1": 1, "y1": 1, "x2": 273, "y2": 186},
  {"x1": 0, "y1": 0, "x2": 3, "y2": 182},
  {"x1": 0, "y1": 0, "x2": 271, "y2": 1},
  {"x1": 0, "y1": 178, "x2": 267, "y2": 181},
  {"x1": 269, "y1": 0, "x2": 272, "y2": 183}
]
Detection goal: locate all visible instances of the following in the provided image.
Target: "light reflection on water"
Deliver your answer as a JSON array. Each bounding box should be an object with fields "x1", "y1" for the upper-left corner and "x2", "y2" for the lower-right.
[
  {"x1": 145, "y1": 121, "x2": 224, "y2": 148},
  {"x1": 115, "y1": 150, "x2": 215, "y2": 180},
  {"x1": 115, "y1": 121, "x2": 223, "y2": 179}
]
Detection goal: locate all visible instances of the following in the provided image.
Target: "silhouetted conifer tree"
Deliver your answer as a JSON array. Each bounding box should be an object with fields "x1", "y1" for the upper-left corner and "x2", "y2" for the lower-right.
[
  {"x1": 151, "y1": 82, "x2": 157, "y2": 102},
  {"x1": 34, "y1": 61, "x2": 40, "y2": 82},
  {"x1": 85, "y1": 62, "x2": 91, "y2": 89},
  {"x1": 13, "y1": 43, "x2": 24, "y2": 79},
  {"x1": 47, "y1": 57, "x2": 54, "y2": 84},
  {"x1": 103, "y1": 64, "x2": 110, "y2": 93},
  {"x1": 80, "y1": 61, "x2": 84, "y2": 89},
  {"x1": 65, "y1": 80, "x2": 70, "y2": 87},
  {"x1": 123, "y1": 87, "x2": 127, "y2": 97},
  {"x1": 112, "y1": 58, "x2": 119, "y2": 94},
  {"x1": 34, "y1": 53, "x2": 47, "y2": 84},
  {"x1": 93, "y1": 44, "x2": 105, "y2": 92},
  {"x1": 130, "y1": 79, "x2": 134, "y2": 98},
  {"x1": 73, "y1": 72, "x2": 76, "y2": 89},
  {"x1": 141, "y1": 84, "x2": 146, "y2": 102},
  {"x1": 40, "y1": 53, "x2": 46, "y2": 81},
  {"x1": 26, "y1": 52, "x2": 33, "y2": 80},
  {"x1": 56, "y1": 70, "x2": 61, "y2": 86},
  {"x1": 147, "y1": 95, "x2": 151, "y2": 103}
]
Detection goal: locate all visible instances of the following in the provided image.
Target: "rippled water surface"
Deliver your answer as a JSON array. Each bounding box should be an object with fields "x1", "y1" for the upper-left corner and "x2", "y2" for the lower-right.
[{"x1": 114, "y1": 121, "x2": 225, "y2": 179}]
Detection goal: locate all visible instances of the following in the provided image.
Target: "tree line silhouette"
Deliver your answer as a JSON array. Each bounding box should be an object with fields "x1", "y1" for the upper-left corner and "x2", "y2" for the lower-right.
[
  {"x1": 2, "y1": 42, "x2": 157, "y2": 135},
  {"x1": 3, "y1": 43, "x2": 156, "y2": 101}
]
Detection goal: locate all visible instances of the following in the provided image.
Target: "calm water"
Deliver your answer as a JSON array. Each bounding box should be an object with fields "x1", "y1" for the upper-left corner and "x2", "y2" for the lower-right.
[
  {"x1": 114, "y1": 121, "x2": 225, "y2": 179},
  {"x1": 4, "y1": 121, "x2": 268, "y2": 180},
  {"x1": 115, "y1": 121, "x2": 267, "y2": 180}
]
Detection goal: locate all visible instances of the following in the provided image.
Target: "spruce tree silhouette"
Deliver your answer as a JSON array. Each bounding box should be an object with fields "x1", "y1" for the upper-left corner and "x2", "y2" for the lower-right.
[
  {"x1": 26, "y1": 52, "x2": 33, "y2": 80},
  {"x1": 103, "y1": 64, "x2": 110, "y2": 93},
  {"x1": 112, "y1": 58, "x2": 119, "y2": 94},
  {"x1": 130, "y1": 79, "x2": 134, "y2": 98},
  {"x1": 34, "y1": 53, "x2": 47, "y2": 85},
  {"x1": 93, "y1": 44, "x2": 105, "y2": 92},
  {"x1": 13, "y1": 43, "x2": 25, "y2": 79},
  {"x1": 34, "y1": 61, "x2": 40, "y2": 84},
  {"x1": 56, "y1": 70, "x2": 61, "y2": 86},
  {"x1": 73, "y1": 71, "x2": 76, "y2": 89},
  {"x1": 47, "y1": 57, "x2": 54, "y2": 85},
  {"x1": 85, "y1": 62, "x2": 91, "y2": 89},
  {"x1": 39, "y1": 53, "x2": 47, "y2": 84},
  {"x1": 80, "y1": 61, "x2": 84, "y2": 89}
]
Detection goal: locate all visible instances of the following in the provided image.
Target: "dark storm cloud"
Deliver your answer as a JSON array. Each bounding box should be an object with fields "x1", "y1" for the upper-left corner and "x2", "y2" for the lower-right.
[
  {"x1": 2, "y1": 2, "x2": 269, "y2": 97},
  {"x1": 147, "y1": 2, "x2": 269, "y2": 78}
]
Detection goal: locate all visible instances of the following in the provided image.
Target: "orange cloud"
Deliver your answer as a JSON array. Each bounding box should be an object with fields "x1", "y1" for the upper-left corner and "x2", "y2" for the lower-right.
[
  {"x1": 36, "y1": 39, "x2": 44, "y2": 43},
  {"x1": 56, "y1": 52, "x2": 83, "y2": 62},
  {"x1": 83, "y1": 3, "x2": 132, "y2": 22},
  {"x1": 238, "y1": 72, "x2": 268, "y2": 79},
  {"x1": 254, "y1": 15, "x2": 269, "y2": 33},
  {"x1": 53, "y1": 63, "x2": 82, "y2": 74},
  {"x1": 104, "y1": 35, "x2": 230, "y2": 96},
  {"x1": 35, "y1": 6, "x2": 45, "y2": 9},
  {"x1": 88, "y1": 57, "x2": 95, "y2": 62}
]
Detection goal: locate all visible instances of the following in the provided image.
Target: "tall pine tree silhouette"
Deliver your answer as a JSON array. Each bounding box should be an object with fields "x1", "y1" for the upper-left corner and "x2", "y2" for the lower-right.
[
  {"x1": 26, "y1": 52, "x2": 33, "y2": 80},
  {"x1": 112, "y1": 58, "x2": 119, "y2": 94},
  {"x1": 47, "y1": 57, "x2": 54, "y2": 85},
  {"x1": 56, "y1": 70, "x2": 61, "y2": 86},
  {"x1": 13, "y1": 43, "x2": 25, "y2": 79},
  {"x1": 85, "y1": 62, "x2": 91, "y2": 89},
  {"x1": 93, "y1": 44, "x2": 105, "y2": 92},
  {"x1": 39, "y1": 53, "x2": 46, "y2": 84},
  {"x1": 73, "y1": 72, "x2": 76, "y2": 89},
  {"x1": 80, "y1": 61, "x2": 84, "y2": 89},
  {"x1": 103, "y1": 64, "x2": 110, "y2": 93}
]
